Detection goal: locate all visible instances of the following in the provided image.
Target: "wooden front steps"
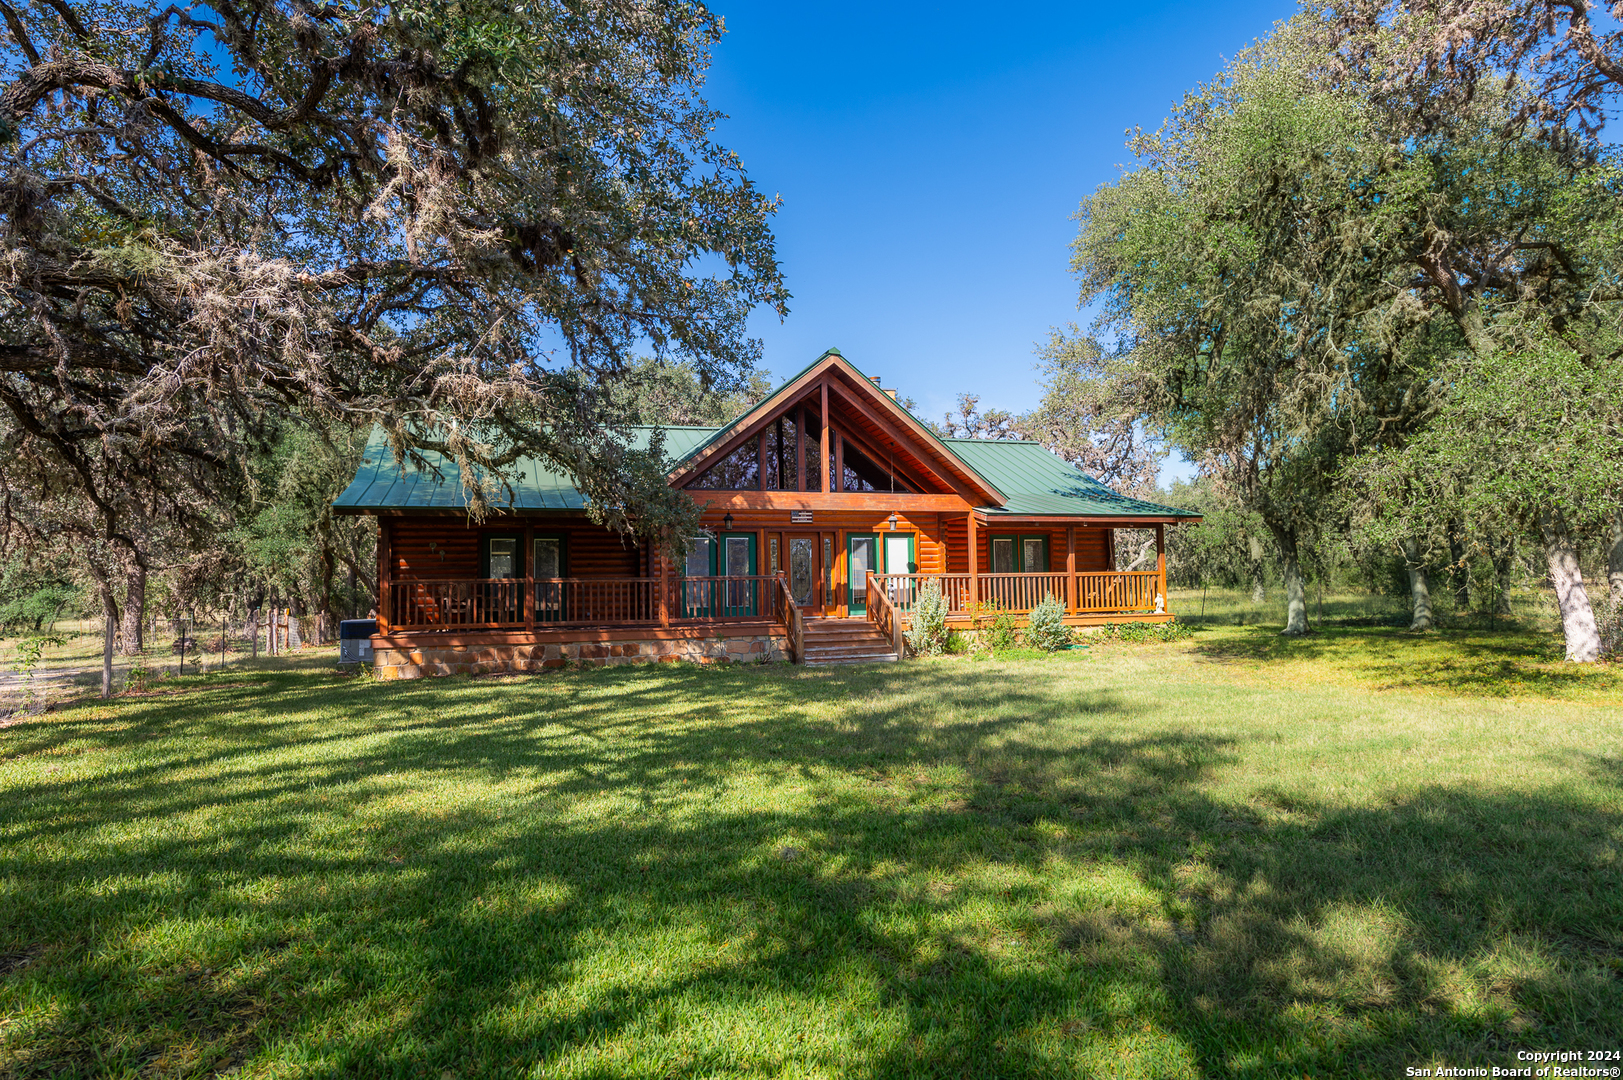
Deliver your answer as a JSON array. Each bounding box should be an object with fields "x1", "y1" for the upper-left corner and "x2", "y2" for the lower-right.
[{"x1": 801, "y1": 617, "x2": 898, "y2": 666}]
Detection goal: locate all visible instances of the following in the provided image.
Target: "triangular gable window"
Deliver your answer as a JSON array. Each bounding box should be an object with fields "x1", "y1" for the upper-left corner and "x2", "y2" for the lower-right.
[
  {"x1": 680, "y1": 361, "x2": 980, "y2": 497},
  {"x1": 688, "y1": 440, "x2": 760, "y2": 490},
  {"x1": 690, "y1": 414, "x2": 825, "y2": 491},
  {"x1": 840, "y1": 442, "x2": 912, "y2": 493}
]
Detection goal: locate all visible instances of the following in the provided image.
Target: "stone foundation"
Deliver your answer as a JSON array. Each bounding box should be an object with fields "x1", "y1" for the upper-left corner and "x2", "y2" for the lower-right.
[{"x1": 373, "y1": 632, "x2": 787, "y2": 679}]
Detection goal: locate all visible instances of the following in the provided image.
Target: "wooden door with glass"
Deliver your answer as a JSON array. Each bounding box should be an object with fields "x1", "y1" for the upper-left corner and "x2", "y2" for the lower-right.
[
  {"x1": 482, "y1": 535, "x2": 523, "y2": 623},
  {"x1": 533, "y1": 535, "x2": 565, "y2": 622},
  {"x1": 682, "y1": 534, "x2": 716, "y2": 617},
  {"x1": 785, "y1": 533, "x2": 825, "y2": 615},
  {"x1": 719, "y1": 532, "x2": 757, "y2": 617}
]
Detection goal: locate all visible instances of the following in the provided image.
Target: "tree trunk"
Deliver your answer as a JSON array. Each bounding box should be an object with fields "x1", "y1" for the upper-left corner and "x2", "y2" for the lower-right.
[
  {"x1": 1247, "y1": 534, "x2": 1267, "y2": 603},
  {"x1": 1271, "y1": 528, "x2": 1308, "y2": 635},
  {"x1": 119, "y1": 559, "x2": 147, "y2": 656},
  {"x1": 1402, "y1": 538, "x2": 1434, "y2": 631},
  {"x1": 1609, "y1": 509, "x2": 1623, "y2": 603},
  {"x1": 1448, "y1": 524, "x2": 1470, "y2": 611},
  {"x1": 1539, "y1": 511, "x2": 1601, "y2": 662},
  {"x1": 1489, "y1": 534, "x2": 1516, "y2": 615}
]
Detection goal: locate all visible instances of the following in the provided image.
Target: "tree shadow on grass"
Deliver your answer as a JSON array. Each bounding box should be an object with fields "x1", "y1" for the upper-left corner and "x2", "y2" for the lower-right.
[
  {"x1": 1191, "y1": 626, "x2": 1620, "y2": 700},
  {"x1": 0, "y1": 663, "x2": 1619, "y2": 1078}
]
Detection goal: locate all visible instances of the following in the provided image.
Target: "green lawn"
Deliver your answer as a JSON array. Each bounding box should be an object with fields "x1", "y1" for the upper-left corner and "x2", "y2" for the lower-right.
[{"x1": 1, "y1": 626, "x2": 1620, "y2": 1078}]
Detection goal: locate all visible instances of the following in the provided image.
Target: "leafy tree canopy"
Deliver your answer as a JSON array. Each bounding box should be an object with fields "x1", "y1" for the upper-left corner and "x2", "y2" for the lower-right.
[{"x1": 0, "y1": 0, "x2": 787, "y2": 552}]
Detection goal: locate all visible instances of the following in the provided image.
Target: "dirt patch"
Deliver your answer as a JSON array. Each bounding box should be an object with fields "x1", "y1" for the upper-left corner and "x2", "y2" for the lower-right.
[{"x1": 0, "y1": 944, "x2": 42, "y2": 977}]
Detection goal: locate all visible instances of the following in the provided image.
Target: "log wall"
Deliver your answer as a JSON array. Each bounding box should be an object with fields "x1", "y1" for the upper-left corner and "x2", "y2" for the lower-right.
[
  {"x1": 383, "y1": 511, "x2": 1117, "y2": 618},
  {"x1": 941, "y1": 521, "x2": 1113, "y2": 574},
  {"x1": 386, "y1": 515, "x2": 642, "y2": 580}
]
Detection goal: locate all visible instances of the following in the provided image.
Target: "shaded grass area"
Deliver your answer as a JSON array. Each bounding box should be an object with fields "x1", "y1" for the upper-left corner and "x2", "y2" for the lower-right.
[
  {"x1": 1, "y1": 629, "x2": 1620, "y2": 1078},
  {"x1": 1169, "y1": 586, "x2": 1555, "y2": 632},
  {"x1": 1189, "y1": 624, "x2": 1623, "y2": 703}
]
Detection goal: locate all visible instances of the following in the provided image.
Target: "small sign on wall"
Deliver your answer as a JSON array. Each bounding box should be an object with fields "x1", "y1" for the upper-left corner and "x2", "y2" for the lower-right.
[{"x1": 790, "y1": 510, "x2": 813, "y2": 524}]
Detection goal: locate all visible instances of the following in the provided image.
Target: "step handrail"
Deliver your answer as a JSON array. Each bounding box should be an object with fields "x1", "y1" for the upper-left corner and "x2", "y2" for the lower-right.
[
  {"x1": 865, "y1": 571, "x2": 905, "y2": 662},
  {"x1": 776, "y1": 572, "x2": 803, "y2": 664}
]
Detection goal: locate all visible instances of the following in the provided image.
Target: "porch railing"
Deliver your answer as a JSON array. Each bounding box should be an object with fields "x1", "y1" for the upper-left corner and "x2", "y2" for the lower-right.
[
  {"x1": 387, "y1": 576, "x2": 786, "y2": 631},
  {"x1": 871, "y1": 570, "x2": 1164, "y2": 618},
  {"x1": 675, "y1": 576, "x2": 787, "y2": 623},
  {"x1": 384, "y1": 570, "x2": 1167, "y2": 632}
]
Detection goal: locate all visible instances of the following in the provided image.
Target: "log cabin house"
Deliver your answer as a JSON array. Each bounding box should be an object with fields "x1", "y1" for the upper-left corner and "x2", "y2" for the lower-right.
[{"x1": 334, "y1": 349, "x2": 1200, "y2": 676}]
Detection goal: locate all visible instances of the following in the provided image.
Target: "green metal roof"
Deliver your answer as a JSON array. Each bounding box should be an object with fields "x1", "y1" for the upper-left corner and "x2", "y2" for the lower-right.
[
  {"x1": 334, "y1": 380, "x2": 1199, "y2": 521},
  {"x1": 332, "y1": 424, "x2": 720, "y2": 513},
  {"x1": 943, "y1": 439, "x2": 1200, "y2": 519}
]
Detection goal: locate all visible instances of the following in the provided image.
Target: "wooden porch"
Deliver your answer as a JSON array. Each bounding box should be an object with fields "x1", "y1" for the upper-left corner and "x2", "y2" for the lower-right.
[
  {"x1": 384, "y1": 575, "x2": 791, "y2": 632},
  {"x1": 378, "y1": 566, "x2": 1170, "y2": 665},
  {"x1": 869, "y1": 570, "x2": 1167, "y2": 624},
  {"x1": 381, "y1": 569, "x2": 1167, "y2": 634}
]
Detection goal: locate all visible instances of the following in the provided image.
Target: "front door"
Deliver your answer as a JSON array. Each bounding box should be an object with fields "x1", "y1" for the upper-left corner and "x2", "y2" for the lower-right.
[
  {"x1": 787, "y1": 533, "x2": 820, "y2": 613},
  {"x1": 847, "y1": 533, "x2": 877, "y2": 615}
]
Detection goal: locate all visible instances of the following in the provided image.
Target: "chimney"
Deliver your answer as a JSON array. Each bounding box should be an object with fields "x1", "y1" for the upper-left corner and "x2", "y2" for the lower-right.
[{"x1": 867, "y1": 374, "x2": 898, "y2": 399}]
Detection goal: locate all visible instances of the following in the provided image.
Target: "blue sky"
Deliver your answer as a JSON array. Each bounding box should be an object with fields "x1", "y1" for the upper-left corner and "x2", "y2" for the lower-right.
[{"x1": 704, "y1": 0, "x2": 1298, "y2": 483}]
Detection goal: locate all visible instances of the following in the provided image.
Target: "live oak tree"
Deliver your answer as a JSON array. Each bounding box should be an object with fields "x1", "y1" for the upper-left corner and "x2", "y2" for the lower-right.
[
  {"x1": 615, "y1": 354, "x2": 773, "y2": 428},
  {"x1": 1352, "y1": 325, "x2": 1623, "y2": 659},
  {"x1": 1316, "y1": 18, "x2": 1623, "y2": 658},
  {"x1": 1325, "y1": 0, "x2": 1623, "y2": 136},
  {"x1": 1073, "y1": 23, "x2": 1428, "y2": 635},
  {"x1": 1022, "y1": 331, "x2": 1164, "y2": 497},
  {"x1": 1075, "y1": 17, "x2": 1623, "y2": 650},
  {"x1": 1324, "y1": 0, "x2": 1623, "y2": 645},
  {"x1": 935, "y1": 394, "x2": 1019, "y2": 442},
  {"x1": 0, "y1": 0, "x2": 786, "y2": 648}
]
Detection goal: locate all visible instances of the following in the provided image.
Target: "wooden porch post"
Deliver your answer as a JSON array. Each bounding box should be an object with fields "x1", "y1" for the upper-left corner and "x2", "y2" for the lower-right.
[
  {"x1": 1156, "y1": 524, "x2": 1167, "y2": 613},
  {"x1": 658, "y1": 545, "x2": 670, "y2": 627},
  {"x1": 968, "y1": 512, "x2": 979, "y2": 610},
  {"x1": 377, "y1": 519, "x2": 391, "y2": 632},
  {"x1": 524, "y1": 523, "x2": 535, "y2": 631},
  {"x1": 819, "y1": 382, "x2": 830, "y2": 493},
  {"x1": 1066, "y1": 526, "x2": 1077, "y2": 614}
]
